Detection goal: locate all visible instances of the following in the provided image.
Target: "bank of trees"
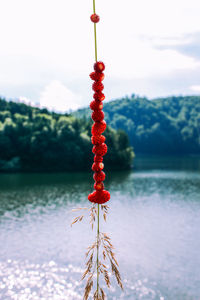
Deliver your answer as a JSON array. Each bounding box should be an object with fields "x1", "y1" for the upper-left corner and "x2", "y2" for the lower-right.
[
  {"x1": 0, "y1": 98, "x2": 134, "y2": 172},
  {"x1": 1, "y1": 93, "x2": 199, "y2": 172},
  {"x1": 75, "y1": 95, "x2": 200, "y2": 154}
]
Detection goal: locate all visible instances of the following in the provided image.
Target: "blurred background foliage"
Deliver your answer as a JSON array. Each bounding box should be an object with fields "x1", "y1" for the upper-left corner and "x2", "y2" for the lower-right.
[
  {"x1": 0, "y1": 94, "x2": 200, "y2": 172},
  {"x1": 74, "y1": 94, "x2": 200, "y2": 155},
  {"x1": 0, "y1": 98, "x2": 134, "y2": 172}
]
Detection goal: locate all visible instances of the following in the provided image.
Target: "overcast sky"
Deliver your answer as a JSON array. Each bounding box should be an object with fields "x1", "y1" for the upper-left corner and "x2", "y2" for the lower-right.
[{"x1": 0, "y1": 0, "x2": 200, "y2": 112}]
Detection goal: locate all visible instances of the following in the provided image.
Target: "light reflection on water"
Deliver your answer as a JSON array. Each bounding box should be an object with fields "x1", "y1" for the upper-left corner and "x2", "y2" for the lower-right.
[{"x1": 0, "y1": 157, "x2": 200, "y2": 299}]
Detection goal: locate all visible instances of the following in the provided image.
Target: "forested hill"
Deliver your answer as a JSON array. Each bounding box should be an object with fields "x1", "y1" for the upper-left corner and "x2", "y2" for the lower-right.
[
  {"x1": 74, "y1": 95, "x2": 200, "y2": 154},
  {"x1": 0, "y1": 98, "x2": 133, "y2": 172}
]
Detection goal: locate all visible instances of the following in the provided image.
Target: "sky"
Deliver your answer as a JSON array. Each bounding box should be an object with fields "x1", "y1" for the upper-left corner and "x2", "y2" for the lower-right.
[{"x1": 0, "y1": 0, "x2": 200, "y2": 112}]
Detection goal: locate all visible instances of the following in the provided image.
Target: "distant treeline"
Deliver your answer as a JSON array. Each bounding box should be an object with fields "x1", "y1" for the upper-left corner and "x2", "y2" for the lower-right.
[
  {"x1": 74, "y1": 95, "x2": 200, "y2": 154},
  {"x1": 0, "y1": 98, "x2": 134, "y2": 172}
]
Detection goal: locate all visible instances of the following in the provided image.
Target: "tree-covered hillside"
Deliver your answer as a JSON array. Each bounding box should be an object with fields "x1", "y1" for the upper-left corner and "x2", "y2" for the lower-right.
[
  {"x1": 0, "y1": 98, "x2": 134, "y2": 172},
  {"x1": 74, "y1": 95, "x2": 200, "y2": 154}
]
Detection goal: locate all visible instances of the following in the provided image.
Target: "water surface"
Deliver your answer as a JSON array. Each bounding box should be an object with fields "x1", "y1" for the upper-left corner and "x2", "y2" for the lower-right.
[{"x1": 0, "y1": 156, "x2": 200, "y2": 299}]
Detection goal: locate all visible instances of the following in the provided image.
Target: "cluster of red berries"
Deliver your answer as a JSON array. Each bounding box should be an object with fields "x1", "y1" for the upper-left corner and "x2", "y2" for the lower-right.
[{"x1": 88, "y1": 61, "x2": 110, "y2": 204}]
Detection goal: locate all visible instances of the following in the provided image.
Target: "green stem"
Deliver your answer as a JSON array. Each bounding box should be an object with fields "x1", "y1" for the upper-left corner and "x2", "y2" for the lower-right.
[
  {"x1": 97, "y1": 203, "x2": 100, "y2": 294},
  {"x1": 93, "y1": 0, "x2": 98, "y2": 61},
  {"x1": 93, "y1": 0, "x2": 96, "y2": 13},
  {"x1": 94, "y1": 24, "x2": 98, "y2": 62}
]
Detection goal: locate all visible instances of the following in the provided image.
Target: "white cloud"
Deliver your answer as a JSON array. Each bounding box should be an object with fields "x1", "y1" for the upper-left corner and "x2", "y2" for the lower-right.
[
  {"x1": 147, "y1": 35, "x2": 194, "y2": 47},
  {"x1": 0, "y1": 0, "x2": 200, "y2": 108},
  {"x1": 190, "y1": 85, "x2": 200, "y2": 92},
  {"x1": 39, "y1": 81, "x2": 81, "y2": 112},
  {"x1": 18, "y1": 96, "x2": 39, "y2": 107},
  {"x1": 105, "y1": 39, "x2": 199, "y2": 79}
]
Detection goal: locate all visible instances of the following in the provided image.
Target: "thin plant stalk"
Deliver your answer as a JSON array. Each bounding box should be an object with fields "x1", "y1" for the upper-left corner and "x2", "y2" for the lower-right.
[{"x1": 93, "y1": 0, "x2": 98, "y2": 62}]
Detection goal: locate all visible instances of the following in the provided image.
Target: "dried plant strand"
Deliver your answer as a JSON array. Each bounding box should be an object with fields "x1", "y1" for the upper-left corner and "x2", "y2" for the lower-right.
[
  {"x1": 85, "y1": 242, "x2": 96, "y2": 258},
  {"x1": 71, "y1": 215, "x2": 84, "y2": 227},
  {"x1": 71, "y1": 207, "x2": 89, "y2": 212},
  {"x1": 83, "y1": 277, "x2": 93, "y2": 300},
  {"x1": 101, "y1": 288, "x2": 106, "y2": 300},
  {"x1": 103, "y1": 213, "x2": 106, "y2": 222},
  {"x1": 89, "y1": 204, "x2": 97, "y2": 230}
]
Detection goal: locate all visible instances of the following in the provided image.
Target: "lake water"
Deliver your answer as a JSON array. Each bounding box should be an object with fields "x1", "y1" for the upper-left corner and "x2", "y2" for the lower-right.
[{"x1": 0, "y1": 156, "x2": 200, "y2": 300}]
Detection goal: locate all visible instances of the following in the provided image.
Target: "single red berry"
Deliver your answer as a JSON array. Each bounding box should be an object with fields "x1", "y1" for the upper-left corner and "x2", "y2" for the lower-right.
[
  {"x1": 92, "y1": 143, "x2": 107, "y2": 156},
  {"x1": 96, "y1": 72, "x2": 105, "y2": 81},
  {"x1": 93, "y1": 171, "x2": 105, "y2": 182},
  {"x1": 92, "y1": 162, "x2": 104, "y2": 172},
  {"x1": 94, "y1": 61, "x2": 105, "y2": 72},
  {"x1": 90, "y1": 72, "x2": 96, "y2": 80},
  {"x1": 90, "y1": 100, "x2": 103, "y2": 111},
  {"x1": 92, "y1": 110, "x2": 104, "y2": 122},
  {"x1": 94, "y1": 181, "x2": 104, "y2": 191},
  {"x1": 100, "y1": 190, "x2": 110, "y2": 203},
  {"x1": 91, "y1": 135, "x2": 105, "y2": 145},
  {"x1": 90, "y1": 14, "x2": 100, "y2": 23},
  {"x1": 93, "y1": 92, "x2": 105, "y2": 101},
  {"x1": 94, "y1": 155, "x2": 103, "y2": 162},
  {"x1": 88, "y1": 191, "x2": 97, "y2": 203},
  {"x1": 88, "y1": 190, "x2": 110, "y2": 204},
  {"x1": 92, "y1": 82, "x2": 104, "y2": 92},
  {"x1": 90, "y1": 72, "x2": 105, "y2": 81},
  {"x1": 91, "y1": 120, "x2": 106, "y2": 135}
]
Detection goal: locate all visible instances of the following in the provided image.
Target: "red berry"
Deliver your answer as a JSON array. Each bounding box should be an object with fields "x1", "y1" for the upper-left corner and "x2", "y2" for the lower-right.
[
  {"x1": 92, "y1": 162, "x2": 104, "y2": 172},
  {"x1": 93, "y1": 92, "x2": 105, "y2": 101},
  {"x1": 92, "y1": 110, "x2": 104, "y2": 122},
  {"x1": 88, "y1": 191, "x2": 96, "y2": 203},
  {"x1": 96, "y1": 73, "x2": 105, "y2": 81},
  {"x1": 94, "y1": 61, "x2": 105, "y2": 72},
  {"x1": 101, "y1": 190, "x2": 110, "y2": 203},
  {"x1": 92, "y1": 82, "x2": 104, "y2": 92},
  {"x1": 90, "y1": 72, "x2": 96, "y2": 80},
  {"x1": 94, "y1": 182, "x2": 104, "y2": 191},
  {"x1": 91, "y1": 120, "x2": 106, "y2": 135},
  {"x1": 90, "y1": 100, "x2": 103, "y2": 111},
  {"x1": 89, "y1": 72, "x2": 105, "y2": 81},
  {"x1": 90, "y1": 14, "x2": 100, "y2": 23},
  {"x1": 93, "y1": 171, "x2": 105, "y2": 182},
  {"x1": 88, "y1": 190, "x2": 110, "y2": 204},
  {"x1": 100, "y1": 190, "x2": 110, "y2": 203},
  {"x1": 92, "y1": 143, "x2": 107, "y2": 156},
  {"x1": 91, "y1": 135, "x2": 105, "y2": 145},
  {"x1": 94, "y1": 155, "x2": 103, "y2": 162}
]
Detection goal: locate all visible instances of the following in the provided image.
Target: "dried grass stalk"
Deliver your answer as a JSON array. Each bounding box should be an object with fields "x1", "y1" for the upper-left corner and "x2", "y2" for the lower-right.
[
  {"x1": 72, "y1": 202, "x2": 123, "y2": 299},
  {"x1": 83, "y1": 277, "x2": 93, "y2": 300},
  {"x1": 71, "y1": 215, "x2": 84, "y2": 226}
]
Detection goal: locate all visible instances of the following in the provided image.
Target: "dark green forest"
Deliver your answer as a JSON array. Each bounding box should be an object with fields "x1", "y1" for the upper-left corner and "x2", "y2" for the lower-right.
[
  {"x1": 0, "y1": 98, "x2": 134, "y2": 172},
  {"x1": 75, "y1": 95, "x2": 200, "y2": 154},
  {"x1": 1, "y1": 94, "x2": 199, "y2": 172}
]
